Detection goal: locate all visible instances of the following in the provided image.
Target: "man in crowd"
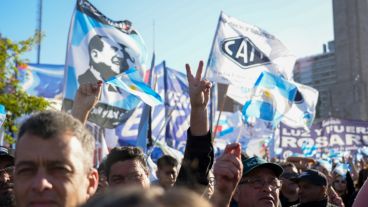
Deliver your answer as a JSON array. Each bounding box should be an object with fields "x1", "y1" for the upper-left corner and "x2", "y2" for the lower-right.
[
  {"x1": 0, "y1": 146, "x2": 15, "y2": 207},
  {"x1": 279, "y1": 162, "x2": 300, "y2": 207},
  {"x1": 13, "y1": 111, "x2": 98, "y2": 207},
  {"x1": 233, "y1": 155, "x2": 284, "y2": 207},
  {"x1": 105, "y1": 146, "x2": 150, "y2": 189},
  {"x1": 155, "y1": 155, "x2": 179, "y2": 190},
  {"x1": 291, "y1": 169, "x2": 337, "y2": 207}
]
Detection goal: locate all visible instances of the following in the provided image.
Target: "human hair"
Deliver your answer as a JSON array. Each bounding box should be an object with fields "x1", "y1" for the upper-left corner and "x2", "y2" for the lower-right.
[
  {"x1": 157, "y1": 155, "x2": 178, "y2": 169},
  {"x1": 89, "y1": 35, "x2": 104, "y2": 56},
  {"x1": 105, "y1": 146, "x2": 148, "y2": 179},
  {"x1": 357, "y1": 168, "x2": 368, "y2": 189},
  {"x1": 81, "y1": 186, "x2": 212, "y2": 207},
  {"x1": 81, "y1": 186, "x2": 163, "y2": 207},
  {"x1": 17, "y1": 110, "x2": 95, "y2": 169},
  {"x1": 279, "y1": 162, "x2": 297, "y2": 169}
]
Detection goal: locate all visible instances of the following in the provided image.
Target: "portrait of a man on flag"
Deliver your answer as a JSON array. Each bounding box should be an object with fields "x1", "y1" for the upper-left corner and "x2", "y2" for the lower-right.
[{"x1": 62, "y1": 0, "x2": 148, "y2": 128}]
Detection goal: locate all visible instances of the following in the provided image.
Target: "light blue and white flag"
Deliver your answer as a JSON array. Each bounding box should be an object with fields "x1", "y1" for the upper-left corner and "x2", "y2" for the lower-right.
[
  {"x1": 0, "y1": 104, "x2": 6, "y2": 128},
  {"x1": 242, "y1": 71, "x2": 297, "y2": 128},
  {"x1": 281, "y1": 83, "x2": 319, "y2": 129},
  {"x1": 106, "y1": 68, "x2": 163, "y2": 107},
  {"x1": 62, "y1": 0, "x2": 147, "y2": 128},
  {"x1": 317, "y1": 159, "x2": 333, "y2": 172},
  {"x1": 333, "y1": 163, "x2": 349, "y2": 177},
  {"x1": 301, "y1": 142, "x2": 317, "y2": 157}
]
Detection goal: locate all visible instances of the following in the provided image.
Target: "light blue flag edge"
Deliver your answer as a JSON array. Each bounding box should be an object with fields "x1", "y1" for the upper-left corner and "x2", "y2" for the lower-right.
[{"x1": 106, "y1": 68, "x2": 163, "y2": 105}]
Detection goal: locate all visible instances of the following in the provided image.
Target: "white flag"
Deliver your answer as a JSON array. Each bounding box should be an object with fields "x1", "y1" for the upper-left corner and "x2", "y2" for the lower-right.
[
  {"x1": 206, "y1": 11, "x2": 295, "y2": 87},
  {"x1": 281, "y1": 82, "x2": 319, "y2": 129}
]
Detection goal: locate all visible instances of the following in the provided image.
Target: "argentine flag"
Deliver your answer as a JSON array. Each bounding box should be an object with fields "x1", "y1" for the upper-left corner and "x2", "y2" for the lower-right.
[
  {"x1": 0, "y1": 104, "x2": 6, "y2": 128},
  {"x1": 106, "y1": 68, "x2": 163, "y2": 107},
  {"x1": 242, "y1": 71, "x2": 297, "y2": 128}
]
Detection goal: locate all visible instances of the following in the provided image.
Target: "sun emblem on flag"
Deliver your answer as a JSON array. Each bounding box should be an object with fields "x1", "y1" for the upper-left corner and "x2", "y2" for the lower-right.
[{"x1": 129, "y1": 85, "x2": 138, "y2": 91}]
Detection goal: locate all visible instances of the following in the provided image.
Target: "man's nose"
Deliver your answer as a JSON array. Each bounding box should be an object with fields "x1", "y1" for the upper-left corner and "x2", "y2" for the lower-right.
[{"x1": 31, "y1": 170, "x2": 53, "y2": 192}]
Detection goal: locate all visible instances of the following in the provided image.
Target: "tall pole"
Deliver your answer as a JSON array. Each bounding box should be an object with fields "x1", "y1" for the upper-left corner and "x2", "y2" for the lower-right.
[{"x1": 36, "y1": 0, "x2": 43, "y2": 64}]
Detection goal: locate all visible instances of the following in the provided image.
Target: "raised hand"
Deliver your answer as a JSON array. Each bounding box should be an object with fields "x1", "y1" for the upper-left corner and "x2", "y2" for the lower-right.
[
  {"x1": 212, "y1": 143, "x2": 243, "y2": 207},
  {"x1": 71, "y1": 81, "x2": 102, "y2": 124},
  {"x1": 186, "y1": 60, "x2": 212, "y2": 109}
]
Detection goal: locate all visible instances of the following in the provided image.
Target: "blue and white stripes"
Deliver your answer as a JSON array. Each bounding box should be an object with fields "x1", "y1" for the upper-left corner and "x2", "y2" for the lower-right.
[
  {"x1": 242, "y1": 71, "x2": 297, "y2": 128},
  {"x1": 106, "y1": 68, "x2": 163, "y2": 107}
]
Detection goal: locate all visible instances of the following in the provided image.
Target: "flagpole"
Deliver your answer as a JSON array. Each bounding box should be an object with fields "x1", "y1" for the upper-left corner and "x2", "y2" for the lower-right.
[
  {"x1": 212, "y1": 84, "x2": 228, "y2": 139},
  {"x1": 235, "y1": 125, "x2": 243, "y2": 143},
  {"x1": 146, "y1": 108, "x2": 175, "y2": 159},
  {"x1": 204, "y1": 11, "x2": 223, "y2": 78}
]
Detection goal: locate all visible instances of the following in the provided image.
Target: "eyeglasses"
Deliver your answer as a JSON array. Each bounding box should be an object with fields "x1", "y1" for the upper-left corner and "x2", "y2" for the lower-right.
[{"x1": 239, "y1": 177, "x2": 282, "y2": 190}]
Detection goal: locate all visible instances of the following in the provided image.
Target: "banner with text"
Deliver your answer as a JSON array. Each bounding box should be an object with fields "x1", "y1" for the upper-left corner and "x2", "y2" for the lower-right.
[{"x1": 277, "y1": 118, "x2": 368, "y2": 159}]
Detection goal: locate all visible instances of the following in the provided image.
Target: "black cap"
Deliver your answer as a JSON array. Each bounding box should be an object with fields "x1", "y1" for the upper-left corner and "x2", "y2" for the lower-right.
[
  {"x1": 242, "y1": 156, "x2": 284, "y2": 177},
  {"x1": 292, "y1": 169, "x2": 327, "y2": 186},
  {"x1": 0, "y1": 146, "x2": 14, "y2": 163}
]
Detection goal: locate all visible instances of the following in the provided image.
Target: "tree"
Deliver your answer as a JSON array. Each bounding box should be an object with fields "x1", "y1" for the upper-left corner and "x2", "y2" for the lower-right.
[{"x1": 0, "y1": 33, "x2": 49, "y2": 144}]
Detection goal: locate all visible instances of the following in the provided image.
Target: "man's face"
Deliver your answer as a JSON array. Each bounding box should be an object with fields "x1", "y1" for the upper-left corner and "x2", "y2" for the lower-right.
[
  {"x1": 156, "y1": 165, "x2": 178, "y2": 189},
  {"x1": 235, "y1": 167, "x2": 280, "y2": 207},
  {"x1": 332, "y1": 175, "x2": 347, "y2": 195},
  {"x1": 298, "y1": 181, "x2": 326, "y2": 203},
  {"x1": 282, "y1": 179, "x2": 299, "y2": 195},
  {"x1": 92, "y1": 37, "x2": 128, "y2": 77},
  {"x1": 0, "y1": 158, "x2": 15, "y2": 207},
  {"x1": 14, "y1": 132, "x2": 97, "y2": 207},
  {"x1": 108, "y1": 159, "x2": 150, "y2": 189}
]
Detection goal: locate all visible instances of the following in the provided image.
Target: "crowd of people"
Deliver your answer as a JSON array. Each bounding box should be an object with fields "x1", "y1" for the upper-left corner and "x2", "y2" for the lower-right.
[{"x1": 1, "y1": 61, "x2": 368, "y2": 207}]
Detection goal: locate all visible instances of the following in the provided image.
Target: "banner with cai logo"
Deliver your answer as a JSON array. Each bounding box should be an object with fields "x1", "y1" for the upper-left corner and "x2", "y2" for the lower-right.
[{"x1": 206, "y1": 11, "x2": 295, "y2": 87}]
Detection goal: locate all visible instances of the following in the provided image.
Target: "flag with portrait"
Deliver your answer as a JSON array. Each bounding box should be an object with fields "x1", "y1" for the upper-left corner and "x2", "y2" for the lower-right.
[{"x1": 62, "y1": 0, "x2": 148, "y2": 129}]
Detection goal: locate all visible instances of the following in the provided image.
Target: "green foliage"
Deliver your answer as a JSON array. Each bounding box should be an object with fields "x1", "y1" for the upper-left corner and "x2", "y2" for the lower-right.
[{"x1": 0, "y1": 32, "x2": 49, "y2": 143}]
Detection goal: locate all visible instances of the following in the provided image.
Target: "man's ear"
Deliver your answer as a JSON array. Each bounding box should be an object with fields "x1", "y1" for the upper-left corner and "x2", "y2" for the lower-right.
[
  {"x1": 87, "y1": 168, "x2": 99, "y2": 197},
  {"x1": 90, "y1": 49, "x2": 99, "y2": 61}
]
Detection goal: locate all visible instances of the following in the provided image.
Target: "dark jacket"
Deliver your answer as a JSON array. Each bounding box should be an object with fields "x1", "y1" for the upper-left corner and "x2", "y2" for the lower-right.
[
  {"x1": 341, "y1": 172, "x2": 357, "y2": 207},
  {"x1": 175, "y1": 129, "x2": 214, "y2": 191}
]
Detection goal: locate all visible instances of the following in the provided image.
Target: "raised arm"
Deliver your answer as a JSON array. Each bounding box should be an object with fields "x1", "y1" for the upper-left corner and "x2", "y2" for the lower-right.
[
  {"x1": 175, "y1": 60, "x2": 214, "y2": 193},
  {"x1": 186, "y1": 60, "x2": 211, "y2": 135},
  {"x1": 71, "y1": 81, "x2": 102, "y2": 124}
]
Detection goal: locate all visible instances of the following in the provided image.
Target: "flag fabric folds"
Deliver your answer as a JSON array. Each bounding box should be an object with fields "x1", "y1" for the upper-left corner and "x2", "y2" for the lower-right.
[
  {"x1": 106, "y1": 68, "x2": 163, "y2": 107},
  {"x1": 207, "y1": 11, "x2": 318, "y2": 129},
  {"x1": 242, "y1": 71, "x2": 297, "y2": 128},
  {"x1": 281, "y1": 83, "x2": 319, "y2": 129},
  {"x1": 206, "y1": 11, "x2": 295, "y2": 87},
  {"x1": 62, "y1": 0, "x2": 147, "y2": 128}
]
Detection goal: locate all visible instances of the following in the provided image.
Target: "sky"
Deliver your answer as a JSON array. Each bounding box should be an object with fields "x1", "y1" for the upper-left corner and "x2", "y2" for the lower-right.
[{"x1": 0, "y1": 0, "x2": 334, "y2": 72}]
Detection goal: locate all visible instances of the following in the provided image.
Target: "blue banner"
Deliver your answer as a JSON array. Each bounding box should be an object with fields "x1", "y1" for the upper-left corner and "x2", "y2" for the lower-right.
[
  {"x1": 277, "y1": 118, "x2": 368, "y2": 159},
  {"x1": 18, "y1": 63, "x2": 64, "y2": 99}
]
